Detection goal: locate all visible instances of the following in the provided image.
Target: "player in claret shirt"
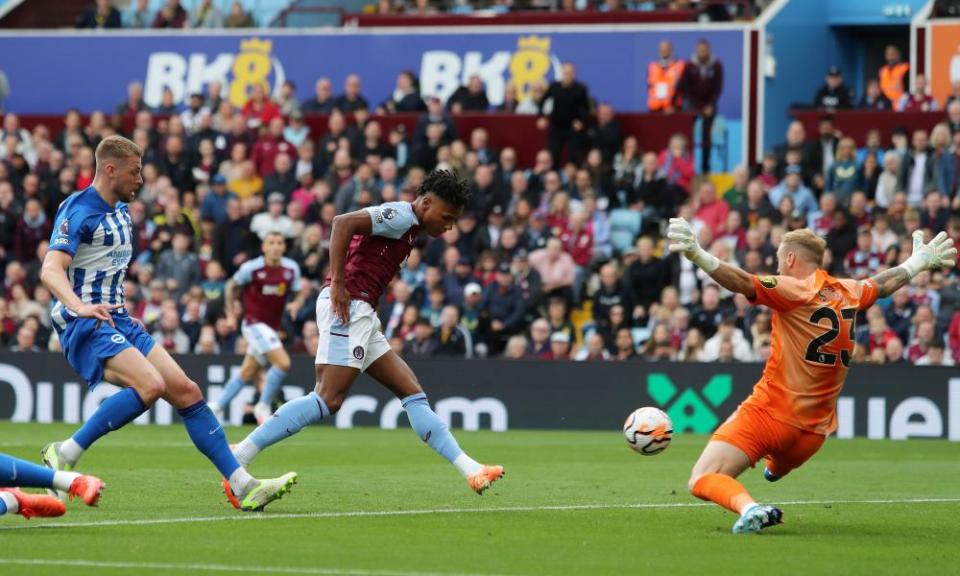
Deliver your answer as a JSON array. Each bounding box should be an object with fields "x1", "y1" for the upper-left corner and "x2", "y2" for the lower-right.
[
  {"x1": 668, "y1": 218, "x2": 955, "y2": 534},
  {"x1": 231, "y1": 170, "x2": 505, "y2": 496},
  {"x1": 210, "y1": 231, "x2": 306, "y2": 425}
]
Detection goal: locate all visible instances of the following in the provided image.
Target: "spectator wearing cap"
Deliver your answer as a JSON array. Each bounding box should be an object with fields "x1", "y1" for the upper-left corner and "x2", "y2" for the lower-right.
[
  {"x1": 511, "y1": 249, "x2": 542, "y2": 320},
  {"x1": 447, "y1": 75, "x2": 490, "y2": 113},
  {"x1": 529, "y1": 237, "x2": 576, "y2": 302},
  {"x1": 544, "y1": 331, "x2": 571, "y2": 360},
  {"x1": 333, "y1": 74, "x2": 370, "y2": 114},
  {"x1": 474, "y1": 204, "x2": 505, "y2": 254},
  {"x1": 459, "y1": 282, "x2": 487, "y2": 342},
  {"x1": 77, "y1": 0, "x2": 122, "y2": 28},
  {"x1": 480, "y1": 262, "x2": 525, "y2": 354},
  {"x1": 156, "y1": 230, "x2": 200, "y2": 302},
  {"x1": 537, "y1": 62, "x2": 590, "y2": 167},
  {"x1": 859, "y1": 79, "x2": 892, "y2": 111},
  {"x1": 770, "y1": 164, "x2": 817, "y2": 219},
  {"x1": 432, "y1": 305, "x2": 472, "y2": 358},
  {"x1": 153, "y1": 0, "x2": 188, "y2": 28},
  {"x1": 302, "y1": 78, "x2": 335, "y2": 114},
  {"x1": 897, "y1": 74, "x2": 938, "y2": 112},
  {"x1": 251, "y1": 117, "x2": 293, "y2": 177},
  {"x1": 250, "y1": 192, "x2": 294, "y2": 240},
  {"x1": 813, "y1": 67, "x2": 853, "y2": 110},
  {"x1": 201, "y1": 174, "x2": 236, "y2": 224}
]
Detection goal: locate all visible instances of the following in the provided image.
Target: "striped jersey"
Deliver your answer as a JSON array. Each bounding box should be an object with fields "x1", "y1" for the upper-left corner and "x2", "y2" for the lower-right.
[{"x1": 48, "y1": 186, "x2": 134, "y2": 330}]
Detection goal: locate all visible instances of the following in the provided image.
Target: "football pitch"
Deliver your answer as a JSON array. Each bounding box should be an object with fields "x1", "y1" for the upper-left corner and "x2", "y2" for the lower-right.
[{"x1": 1, "y1": 422, "x2": 958, "y2": 576}]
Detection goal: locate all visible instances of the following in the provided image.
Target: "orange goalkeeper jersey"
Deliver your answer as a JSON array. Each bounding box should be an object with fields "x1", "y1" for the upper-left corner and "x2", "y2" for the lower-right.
[{"x1": 744, "y1": 269, "x2": 879, "y2": 435}]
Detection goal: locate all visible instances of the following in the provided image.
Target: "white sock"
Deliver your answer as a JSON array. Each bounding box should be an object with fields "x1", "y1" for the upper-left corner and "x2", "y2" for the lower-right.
[
  {"x1": 453, "y1": 454, "x2": 483, "y2": 478},
  {"x1": 59, "y1": 439, "x2": 85, "y2": 466},
  {"x1": 228, "y1": 467, "x2": 256, "y2": 497},
  {"x1": 0, "y1": 491, "x2": 18, "y2": 515},
  {"x1": 52, "y1": 471, "x2": 82, "y2": 492},
  {"x1": 233, "y1": 438, "x2": 260, "y2": 468},
  {"x1": 739, "y1": 502, "x2": 759, "y2": 516}
]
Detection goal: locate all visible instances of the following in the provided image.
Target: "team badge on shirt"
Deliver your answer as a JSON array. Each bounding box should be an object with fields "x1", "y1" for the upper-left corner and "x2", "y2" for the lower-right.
[
  {"x1": 758, "y1": 276, "x2": 778, "y2": 289},
  {"x1": 353, "y1": 346, "x2": 365, "y2": 360}
]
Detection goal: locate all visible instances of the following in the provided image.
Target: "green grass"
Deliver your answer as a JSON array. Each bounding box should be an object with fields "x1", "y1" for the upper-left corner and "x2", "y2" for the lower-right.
[{"x1": 1, "y1": 422, "x2": 959, "y2": 576}]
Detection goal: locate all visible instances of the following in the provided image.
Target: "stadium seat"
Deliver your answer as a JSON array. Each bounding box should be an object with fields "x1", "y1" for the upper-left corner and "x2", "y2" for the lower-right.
[{"x1": 608, "y1": 209, "x2": 642, "y2": 254}]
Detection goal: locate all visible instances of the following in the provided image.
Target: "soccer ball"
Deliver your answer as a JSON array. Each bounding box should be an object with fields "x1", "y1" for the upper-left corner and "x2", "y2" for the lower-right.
[{"x1": 623, "y1": 407, "x2": 673, "y2": 455}]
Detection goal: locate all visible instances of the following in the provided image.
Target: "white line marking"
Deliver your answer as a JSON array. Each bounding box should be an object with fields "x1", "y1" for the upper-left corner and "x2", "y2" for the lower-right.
[
  {"x1": 0, "y1": 559, "x2": 510, "y2": 576},
  {"x1": 2, "y1": 497, "x2": 958, "y2": 532}
]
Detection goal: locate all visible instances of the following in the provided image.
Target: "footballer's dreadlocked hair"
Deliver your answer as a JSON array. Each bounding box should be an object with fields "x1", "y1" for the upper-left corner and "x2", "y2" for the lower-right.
[{"x1": 417, "y1": 169, "x2": 472, "y2": 209}]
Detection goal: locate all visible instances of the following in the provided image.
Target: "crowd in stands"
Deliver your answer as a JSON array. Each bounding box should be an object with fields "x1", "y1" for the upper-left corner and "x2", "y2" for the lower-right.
[
  {"x1": 77, "y1": 0, "x2": 256, "y2": 29},
  {"x1": 72, "y1": 0, "x2": 763, "y2": 29},
  {"x1": 0, "y1": 33, "x2": 957, "y2": 367}
]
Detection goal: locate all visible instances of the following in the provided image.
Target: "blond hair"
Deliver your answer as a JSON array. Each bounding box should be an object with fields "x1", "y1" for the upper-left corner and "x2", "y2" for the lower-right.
[
  {"x1": 95, "y1": 135, "x2": 141, "y2": 167},
  {"x1": 782, "y1": 228, "x2": 826, "y2": 266}
]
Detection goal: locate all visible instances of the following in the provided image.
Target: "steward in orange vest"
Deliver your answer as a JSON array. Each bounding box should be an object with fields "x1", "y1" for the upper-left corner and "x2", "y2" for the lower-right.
[
  {"x1": 648, "y1": 40, "x2": 685, "y2": 112},
  {"x1": 879, "y1": 45, "x2": 909, "y2": 104}
]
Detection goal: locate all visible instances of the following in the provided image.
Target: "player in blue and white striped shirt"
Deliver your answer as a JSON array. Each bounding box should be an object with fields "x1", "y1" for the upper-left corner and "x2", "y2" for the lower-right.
[{"x1": 39, "y1": 136, "x2": 297, "y2": 511}]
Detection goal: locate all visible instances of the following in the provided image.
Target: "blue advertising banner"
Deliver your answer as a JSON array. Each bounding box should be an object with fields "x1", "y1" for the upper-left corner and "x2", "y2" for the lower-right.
[{"x1": 0, "y1": 28, "x2": 744, "y2": 118}]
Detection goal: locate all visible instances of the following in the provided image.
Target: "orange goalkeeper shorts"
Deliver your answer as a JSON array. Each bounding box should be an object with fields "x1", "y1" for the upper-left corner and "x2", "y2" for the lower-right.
[{"x1": 712, "y1": 403, "x2": 826, "y2": 477}]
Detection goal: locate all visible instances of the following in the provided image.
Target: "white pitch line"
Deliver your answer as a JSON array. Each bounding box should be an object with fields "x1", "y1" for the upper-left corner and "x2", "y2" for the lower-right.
[
  {"x1": 0, "y1": 558, "x2": 513, "y2": 576},
  {"x1": 2, "y1": 497, "x2": 959, "y2": 532}
]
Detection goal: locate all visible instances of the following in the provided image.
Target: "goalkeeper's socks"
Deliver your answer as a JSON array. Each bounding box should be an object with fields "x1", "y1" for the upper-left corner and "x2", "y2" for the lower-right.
[
  {"x1": 402, "y1": 392, "x2": 482, "y2": 478},
  {"x1": 67, "y1": 388, "x2": 147, "y2": 465},
  {"x1": 691, "y1": 472, "x2": 756, "y2": 515}
]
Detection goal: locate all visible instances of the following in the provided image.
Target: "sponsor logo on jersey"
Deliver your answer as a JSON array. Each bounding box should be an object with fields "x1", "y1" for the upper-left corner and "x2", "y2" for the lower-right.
[
  {"x1": 261, "y1": 283, "x2": 287, "y2": 296},
  {"x1": 111, "y1": 334, "x2": 126, "y2": 344},
  {"x1": 758, "y1": 276, "x2": 778, "y2": 289}
]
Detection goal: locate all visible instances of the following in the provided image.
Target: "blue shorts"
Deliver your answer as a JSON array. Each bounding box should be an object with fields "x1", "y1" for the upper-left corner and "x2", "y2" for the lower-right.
[{"x1": 56, "y1": 313, "x2": 156, "y2": 388}]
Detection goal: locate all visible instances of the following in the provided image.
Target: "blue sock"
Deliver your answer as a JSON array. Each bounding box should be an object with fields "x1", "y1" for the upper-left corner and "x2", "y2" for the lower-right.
[
  {"x1": 402, "y1": 392, "x2": 465, "y2": 464},
  {"x1": 259, "y1": 366, "x2": 287, "y2": 407},
  {"x1": 249, "y1": 392, "x2": 329, "y2": 450},
  {"x1": 0, "y1": 496, "x2": 6, "y2": 515},
  {"x1": 0, "y1": 453, "x2": 55, "y2": 488},
  {"x1": 72, "y1": 388, "x2": 147, "y2": 449},
  {"x1": 178, "y1": 401, "x2": 241, "y2": 478},
  {"x1": 217, "y1": 374, "x2": 251, "y2": 411}
]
